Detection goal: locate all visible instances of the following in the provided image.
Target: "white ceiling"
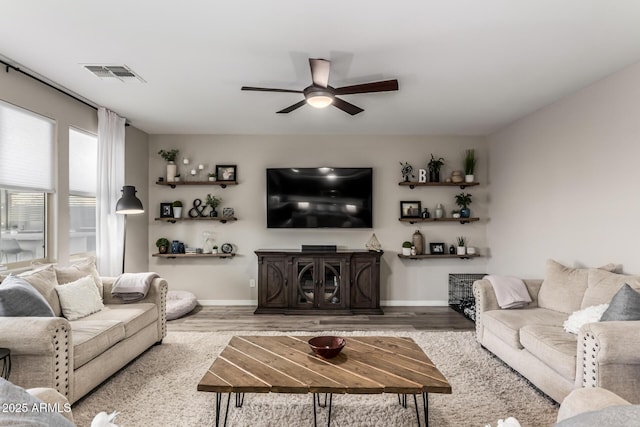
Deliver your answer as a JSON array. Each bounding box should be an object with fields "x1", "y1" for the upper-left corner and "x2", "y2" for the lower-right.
[{"x1": 2, "y1": 1, "x2": 640, "y2": 136}]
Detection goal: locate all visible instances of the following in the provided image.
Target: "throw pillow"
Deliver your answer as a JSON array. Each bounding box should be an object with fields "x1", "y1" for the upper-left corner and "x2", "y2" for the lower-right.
[
  {"x1": 601, "y1": 284, "x2": 640, "y2": 321},
  {"x1": 55, "y1": 256, "x2": 103, "y2": 298},
  {"x1": 581, "y1": 268, "x2": 640, "y2": 309},
  {"x1": 537, "y1": 260, "x2": 616, "y2": 314},
  {"x1": 0, "y1": 378, "x2": 74, "y2": 427},
  {"x1": 0, "y1": 275, "x2": 55, "y2": 317},
  {"x1": 18, "y1": 264, "x2": 62, "y2": 316},
  {"x1": 55, "y1": 275, "x2": 104, "y2": 321},
  {"x1": 563, "y1": 304, "x2": 609, "y2": 334}
]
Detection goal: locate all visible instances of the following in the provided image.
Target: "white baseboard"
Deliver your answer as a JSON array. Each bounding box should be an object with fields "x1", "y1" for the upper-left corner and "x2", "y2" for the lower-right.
[{"x1": 198, "y1": 299, "x2": 449, "y2": 307}]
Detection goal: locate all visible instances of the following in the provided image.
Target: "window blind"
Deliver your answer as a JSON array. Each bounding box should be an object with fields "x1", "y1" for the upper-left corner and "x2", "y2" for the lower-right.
[
  {"x1": 69, "y1": 127, "x2": 97, "y2": 196},
  {"x1": 0, "y1": 100, "x2": 55, "y2": 192}
]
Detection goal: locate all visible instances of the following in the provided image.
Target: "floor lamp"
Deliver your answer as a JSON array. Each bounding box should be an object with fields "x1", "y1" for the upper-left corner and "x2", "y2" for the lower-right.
[{"x1": 115, "y1": 185, "x2": 144, "y2": 273}]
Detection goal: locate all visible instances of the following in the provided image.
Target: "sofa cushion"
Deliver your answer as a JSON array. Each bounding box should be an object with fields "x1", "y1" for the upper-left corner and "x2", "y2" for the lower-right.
[
  {"x1": 55, "y1": 275, "x2": 104, "y2": 321},
  {"x1": 538, "y1": 260, "x2": 593, "y2": 314},
  {"x1": 0, "y1": 275, "x2": 55, "y2": 317},
  {"x1": 18, "y1": 265, "x2": 62, "y2": 316},
  {"x1": 70, "y1": 320, "x2": 125, "y2": 368},
  {"x1": 582, "y1": 269, "x2": 640, "y2": 309},
  {"x1": 520, "y1": 324, "x2": 577, "y2": 380},
  {"x1": 482, "y1": 307, "x2": 567, "y2": 349},
  {"x1": 601, "y1": 284, "x2": 640, "y2": 321},
  {"x1": 81, "y1": 303, "x2": 158, "y2": 338},
  {"x1": 55, "y1": 257, "x2": 103, "y2": 298}
]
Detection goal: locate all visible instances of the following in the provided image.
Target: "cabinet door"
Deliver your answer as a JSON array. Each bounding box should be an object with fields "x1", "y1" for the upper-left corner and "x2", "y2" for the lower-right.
[
  {"x1": 292, "y1": 258, "x2": 316, "y2": 309},
  {"x1": 350, "y1": 255, "x2": 380, "y2": 310},
  {"x1": 258, "y1": 257, "x2": 288, "y2": 308},
  {"x1": 317, "y1": 258, "x2": 348, "y2": 309}
]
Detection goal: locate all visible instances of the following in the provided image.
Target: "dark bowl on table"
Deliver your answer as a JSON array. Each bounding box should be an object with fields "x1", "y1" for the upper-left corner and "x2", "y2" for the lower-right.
[{"x1": 308, "y1": 336, "x2": 346, "y2": 359}]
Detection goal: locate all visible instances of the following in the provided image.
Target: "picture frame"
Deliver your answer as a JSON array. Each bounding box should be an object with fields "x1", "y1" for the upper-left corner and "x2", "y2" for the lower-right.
[
  {"x1": 429, "y1": 242, "x2": 445, "y2": 255},
  {"x1": 160, "y1": 203, "x2": 173, "y2": 218},
  {"x1": 400, "y1": 201, "x2": 422, "y2": 218},
  {"x1": 222, "y1": 207, "x2": 235, "y2": 218},
  {"x1": 216, "y1": 164, "x2": 237, "y2": 182}
]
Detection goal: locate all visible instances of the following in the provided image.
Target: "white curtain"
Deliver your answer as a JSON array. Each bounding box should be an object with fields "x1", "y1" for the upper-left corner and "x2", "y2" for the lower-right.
[{"x1": 96, "y1": 108, "x2": 125, "y2": 276}]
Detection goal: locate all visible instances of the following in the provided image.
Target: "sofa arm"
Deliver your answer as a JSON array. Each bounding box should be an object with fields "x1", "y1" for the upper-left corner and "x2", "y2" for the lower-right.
[
  {"x1": 101, "y1": 276, "x2": 168, "y2": 342},
  {"x1": 577, "y1": 320, "x2": 640, "y2": 403},
  {"x1": 0, "y1": 317, "x2": 73, "y2": 399}
]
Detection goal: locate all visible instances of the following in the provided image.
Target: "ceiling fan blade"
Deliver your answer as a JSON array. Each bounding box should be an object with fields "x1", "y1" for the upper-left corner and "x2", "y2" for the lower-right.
[
  {"x1": 334, "y1": 79, "x2": 399, "y2": 95},
  {"x1": 309, "y1": 58, "x2": 330, "y2": 88},
  {"x1": 332, "y1": 97, "x2": 364, "y2": 115},
  {"x1": 241, "y1": 86, "x2": 303, "y2": 93},
  {"x1": 276, "y1": 99, "x2": 307, "y2": 114}
]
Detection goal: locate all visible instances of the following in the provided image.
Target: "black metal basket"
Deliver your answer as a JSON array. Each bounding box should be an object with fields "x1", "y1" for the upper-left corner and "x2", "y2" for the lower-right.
[{"x1": 448, "y1": 273, "x2": 486, "y2": 321}]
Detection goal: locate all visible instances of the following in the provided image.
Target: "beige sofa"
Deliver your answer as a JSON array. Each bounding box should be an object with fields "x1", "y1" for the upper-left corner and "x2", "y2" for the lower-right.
[
  {"x1": 473, "y1": 260, "x2": 640, "y2": 404},
  {"x1": 0, "y1": 274, "x2": 167, "y2": 404}
]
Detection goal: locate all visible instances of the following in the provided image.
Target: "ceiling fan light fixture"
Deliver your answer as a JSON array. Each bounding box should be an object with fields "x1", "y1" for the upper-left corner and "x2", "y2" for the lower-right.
[{"x1": 304, "y1": 89, "x2": 334, "y2": 109}]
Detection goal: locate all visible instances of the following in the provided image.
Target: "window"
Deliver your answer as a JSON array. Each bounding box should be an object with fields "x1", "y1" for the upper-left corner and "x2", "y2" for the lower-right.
[
  {"x1": 0, "y1": 100, "x2": 53, "y2": 267},
  {"x1": 69, "y1": 128, "x2": 97, "y2": 255}
]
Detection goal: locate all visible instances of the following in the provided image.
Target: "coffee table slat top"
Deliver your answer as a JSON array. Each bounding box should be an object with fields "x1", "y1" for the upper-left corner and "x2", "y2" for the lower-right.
[{"x1": 198, "y1": 336, "x2": 452, "y2": 395}]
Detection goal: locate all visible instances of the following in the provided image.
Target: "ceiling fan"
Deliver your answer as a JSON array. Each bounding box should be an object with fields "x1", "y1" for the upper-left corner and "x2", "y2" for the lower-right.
[{"x1": 241, "y1": 58, "x2": 399, "y2": 115}]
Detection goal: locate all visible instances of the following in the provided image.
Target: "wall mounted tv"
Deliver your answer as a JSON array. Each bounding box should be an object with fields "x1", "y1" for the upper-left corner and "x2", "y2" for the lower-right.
[{"x1": 266, "y1": 167, "x2": 373, "y2": 228}]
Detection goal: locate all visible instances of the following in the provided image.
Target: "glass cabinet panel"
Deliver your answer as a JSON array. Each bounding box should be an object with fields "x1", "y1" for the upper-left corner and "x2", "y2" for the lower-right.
[{"x1": 295, "y1": 261, "x2": 315, "y2": 306}]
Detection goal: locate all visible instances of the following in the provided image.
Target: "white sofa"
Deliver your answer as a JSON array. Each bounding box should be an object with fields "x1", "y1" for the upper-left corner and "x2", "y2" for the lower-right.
[
  {"x1": 474, "y1": 260, "x2": 640, "y2": 404},
  {"x1": 0, "y1": 264, "x2": 167, "y2": 404}
]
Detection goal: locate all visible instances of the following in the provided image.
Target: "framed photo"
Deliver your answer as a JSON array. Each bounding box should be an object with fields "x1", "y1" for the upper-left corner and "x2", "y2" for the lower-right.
[
  {"x1": 222, "y1": 207, "x2": 235, "y2": 218},
  {"x1": 429, "y1": 242, "x2": 445, "y2": 255},
  {"x1": 400, "y1": 201, "x2": 422, "y2": 218},
  {"x1": 216, "y1": 164, "x2": 237, "y2": 182},
  {"x1": 160, "y1": 203, "x2": 173, "y2": 218}
]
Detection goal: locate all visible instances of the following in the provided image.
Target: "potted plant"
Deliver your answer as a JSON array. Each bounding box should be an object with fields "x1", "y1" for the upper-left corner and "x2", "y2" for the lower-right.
[
  {"x1": 155, "y1": 237, "x2": 170, "y2": 254},
  {"x1": 456, "y1": 236, "x2": 467, "y2": 256},
  {"x1": 158, "y1": 149, "x2": 179, "y2": 182},
  {"x1": 172, "y1": 200, "x2": 183, "y2": 218},
  {"x1": 427, "y1": 154, "x2": 445, "y2": 182},
  {"x1": 208, "y1": 172, "x2": 217, "y2": 182},
  {"x1": 464, "y1": 149, "x2": 476, "y2": 183},
  {"x1": 212, "y1": 245, "x2": 219, "y2": 254},
  {"x1": 399, "y1": 162, "x2": 414, "y2": 182},
  {"x1": 205, "y1": 193, "x2": 222, "y2": 217},
  {"x1": 454, "y1": 193, "x2": 472, "y2": 218},
  {"x1": 402, "y1": 241, "x2": 413, "y2": 256},
  {"x1": 174, "y1": 173, "x2": 181, "y2": 182},
  {"x1": 451, "y1": 209, "x2": 461, "y2": 219}
]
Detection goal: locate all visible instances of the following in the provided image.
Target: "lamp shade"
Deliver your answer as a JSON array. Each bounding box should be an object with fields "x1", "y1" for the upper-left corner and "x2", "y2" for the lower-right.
[{"x1": 115, "y1": 185, "x2": 144, "y2": 214}]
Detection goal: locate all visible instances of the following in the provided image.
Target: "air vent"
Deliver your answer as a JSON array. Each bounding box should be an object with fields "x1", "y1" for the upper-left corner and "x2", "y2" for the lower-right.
[{"x1": 82, "y1": 64, "x2": 145, "y2": 83}]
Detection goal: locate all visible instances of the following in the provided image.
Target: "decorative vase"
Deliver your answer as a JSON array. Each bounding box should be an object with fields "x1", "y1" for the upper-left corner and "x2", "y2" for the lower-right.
[
  {"x1": 173, "y1": 207, "x2": 182, "y2": 218},
  {"x1": 208, "y1": 177, "x2": 216, "y2": 182},
  {"x1": 209, "y1": 209, "x2": 218, "y2": 218},
  {"x1": 171, "y1": 240, "x2": 180, "y2": 254},
  {"x1": 159, "y1": 246, "x2": 168, "y2": 254},
  {"x1": 449, "y1": 245, "x2": 456, "y2": 254},
  {"x1": 435, "y1": 204, "x2": 444, "y2": 219},
  {"x1": 460, "y1": 207, "x2": 470, "y2": 218},
  {"x1": 421, "y1": 208, "x2": 430, "y2": 219},
  {"x1": 429, "y1": 170, "x2": 440, "y2": 183},
  {"x1": 457, "y1": 246, "x2": 466, "y2": 255},
  {"x1": 402, "y1": 247, "x2": 412, "y2": 256},
  {"x1": 166, "y1": 162, "x2": 177, "y2": 182},
  {"x1": 412, "y1": 230, "x2": 424, "y2": 255},
  {"x1": 212, "y1": 248, "x2": 218, "y2": 254},
  {"x1": 465, "y1": 174, "x2": 475, "y2": 183}
]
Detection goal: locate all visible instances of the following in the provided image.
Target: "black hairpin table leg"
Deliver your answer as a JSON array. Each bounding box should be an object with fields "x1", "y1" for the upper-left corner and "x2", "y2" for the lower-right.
[{"x1": 214, "y1": 393, "x2": 231, "y2": 427}]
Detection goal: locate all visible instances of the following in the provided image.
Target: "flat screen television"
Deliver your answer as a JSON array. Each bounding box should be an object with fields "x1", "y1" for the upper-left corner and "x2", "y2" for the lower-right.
[{"x1": 266, "y1": 167, "x2": 373, "y2": 228}]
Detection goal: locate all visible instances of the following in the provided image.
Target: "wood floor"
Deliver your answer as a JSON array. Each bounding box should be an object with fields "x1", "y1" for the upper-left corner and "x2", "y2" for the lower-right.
[{"x1": 167, "y1": 306, "x2": 475, "y2": 332}]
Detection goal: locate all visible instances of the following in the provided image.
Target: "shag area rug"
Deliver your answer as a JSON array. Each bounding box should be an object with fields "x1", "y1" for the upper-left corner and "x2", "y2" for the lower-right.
[{"x1": 73, "y1": 331, "x2": 558, "y2": 427}]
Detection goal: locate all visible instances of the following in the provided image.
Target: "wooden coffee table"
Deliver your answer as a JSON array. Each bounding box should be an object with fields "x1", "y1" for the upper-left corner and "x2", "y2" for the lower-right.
[{"x1": 197, "y1": 336, "x2": 451, "y2": 426}]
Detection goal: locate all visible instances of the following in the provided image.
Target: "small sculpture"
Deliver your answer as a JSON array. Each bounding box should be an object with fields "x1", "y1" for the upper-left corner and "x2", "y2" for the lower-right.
[
  {"x1": 365, "y1": 233, "x2": 382, "y2": 252},
  {"x1": 399, "y1": 162, "x2": 415, "y2": 182}
]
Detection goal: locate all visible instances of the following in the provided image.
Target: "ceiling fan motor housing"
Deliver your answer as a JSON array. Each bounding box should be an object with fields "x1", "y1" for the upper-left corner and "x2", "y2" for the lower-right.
[{"x1": 304, "y1": 86, "x2": 335, "y2": 108}]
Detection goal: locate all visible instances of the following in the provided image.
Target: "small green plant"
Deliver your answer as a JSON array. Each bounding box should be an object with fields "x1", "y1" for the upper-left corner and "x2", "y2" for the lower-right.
[
  {"x1": 172, "y1": 200, "x2": 183, "y2": 208},
  {"x1": 428, "y1": 154, "x2": 445, "y2": 173},
  {"x1": 208, "y1": 172, "x2": 217, "y2": 178},
  {"x1": 402, "y1": 241, "x2": 412, "y2": 248},
  {"x1": 205, "y1": 194, "x2": 222, "y2": 209},
  {"x1": 158, "y1": 149, "x2": 179, "y2": 162},
  {"x1": 457, "y1": 236, "x2": 467, "y2": 247},
  {"x1": 155, "y1": 237, "x2": 169, "y2": 248},
  {"x1": 464, "y1": 149, "x2": 476, "y2": 175},
  {"x1": 454, "y1": 193, "x2": 472, "y2": 209},
  {"x1": 212, "y1": 245, "x2": 218, "y2": 249}
]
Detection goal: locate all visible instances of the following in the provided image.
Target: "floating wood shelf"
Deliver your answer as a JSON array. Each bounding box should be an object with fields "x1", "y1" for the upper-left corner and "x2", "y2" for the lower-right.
[
  {"x1": 154, "y1": 217, "x2": 237, "y2": 224},
  {"x1": 399, "y1": 217, "x2": 479, "y2": 225},
  {"x1": 152, "y1": 253, "x2": 235, "y2": 259},
  {"x1": 397, "y1": 254, "x2": 481, "y2": 260},
  {"x1": 156, "y1": 180, "x2": 237, "y2": 189},
  {"x1": 398, "y1": 181, "x2": 479, "y2": 190}
]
